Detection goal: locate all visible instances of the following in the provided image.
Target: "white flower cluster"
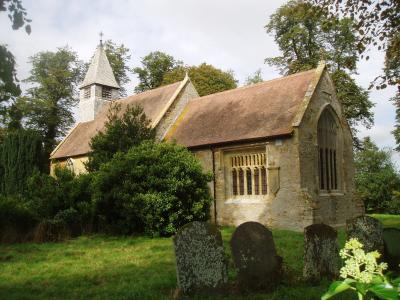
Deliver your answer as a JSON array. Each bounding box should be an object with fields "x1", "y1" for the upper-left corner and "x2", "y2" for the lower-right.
[{"x1": 339, "y1": 238, "x2": 388, "y2": 284}]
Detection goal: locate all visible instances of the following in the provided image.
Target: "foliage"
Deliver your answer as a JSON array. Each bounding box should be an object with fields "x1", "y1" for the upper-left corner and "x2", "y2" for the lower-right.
[
  {"x1": 245, "y1": 69, "x2": 263, "y2": 86},
  {"x1": 354, "y1": 137, "x2": 400, "y2": 213},
  {"x1": 162, "y1": 63, "x2": 238, "y2": 97},
  {"x1": 0, "y1": 194, "x2": 36, "y2": 233},
  {"x1": 0, "y1": 129, "x2": 44, "y2": 195},
  {"x1": 0, "y1": 0, "x2": 31, "y2": 33},
  {"x1": 322, "y1": 238, "x2": 399, "y2": 300},
  {"x1": 0, "y1": 45, "x2": 21, "y2": 122},
  {"x1": 133, "y1": 51, "x2": 183, "y2": 93},
  {"x1": 103, "y1": 40, "x2": 132, "y2": 96},
  {"x1": 310, "y1": 0, "x2": 399, "y2": 89},
  {"x1": 24, "y1": 167, "x2": 93, "y2": 235},
  {"x1": 21, "y1": 46, "x2": 81, "y2": 165},
  {"x1": 86, "y1": 102, "x2": 155, "y2": 172},
  {"x1": 92, "y1": 140, "x2": 212, "y2": 236},
  {"x1": 265, "y1": 0, "x2": 374, "y2": 138}
]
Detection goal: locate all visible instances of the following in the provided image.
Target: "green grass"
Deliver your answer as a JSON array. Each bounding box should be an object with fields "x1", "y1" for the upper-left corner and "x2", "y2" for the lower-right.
[
  {"x1": 369, "y1": 214, "x2": 400, "y2": 228},
  {"x1": 0, "y1": 214, "x2": 398, "y2": 300}
]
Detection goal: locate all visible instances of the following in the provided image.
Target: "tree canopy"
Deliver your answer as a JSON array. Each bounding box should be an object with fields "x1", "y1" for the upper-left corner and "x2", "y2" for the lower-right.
[
  {"x1": 0, "y1": 0, "x2": 31, "y2": 33},
  {"x1": 103, "y1": 40, "x2": 133, "y2": 97},
  {"x1": 354, "y1": 137, "x2": 400, "y2": 214},
  {"x1": 86, "y1": 102, "x2": 155, "y2": 172},
  {"x1": 162, "y1": 63, "x2": 238, "y2": 97},
  {"x1": 265, "y1": 0, "x2": 374, "y2": 141},
  {"x1": 245, "y1": 69, "x2": 263, "y2": 86},
  {"x1": 133, "y1": 51, "x2": 183, "y2": 93},
  {"x1": 21, "y1": 47, "x2": 81, "y2": 165}
]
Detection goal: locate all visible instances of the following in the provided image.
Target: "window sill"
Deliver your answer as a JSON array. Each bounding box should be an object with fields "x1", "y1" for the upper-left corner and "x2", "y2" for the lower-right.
[
  {"x1": 318, "y1": 191, "x2": 344, "y2": 197},
  {"x1": 225, "y1": 196, "x2": 267, "y2": 204}
]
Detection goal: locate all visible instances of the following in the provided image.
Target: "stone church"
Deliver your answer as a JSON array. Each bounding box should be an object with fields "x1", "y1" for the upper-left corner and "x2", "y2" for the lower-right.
[{"x1": 50, "y1": 44, "x2": 363, "y2": 231}]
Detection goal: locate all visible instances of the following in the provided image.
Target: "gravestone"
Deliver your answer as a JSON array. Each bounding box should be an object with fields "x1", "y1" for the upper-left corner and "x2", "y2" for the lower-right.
[
  {"x1": 383, "y1": 228, "x2": 400, "y2": 271},
  {"x1": 173, "y1": 221, "x2": 227, "y2": 295},
  {"x1": 230, "y1": 221, "x2": 282, "y2": 291},
  {"x1": 346, "y1": 216, "x2": 384, "y2": 254},
  {"x1": 303, "y1": 223, "x2": 339, "y2": 283}
]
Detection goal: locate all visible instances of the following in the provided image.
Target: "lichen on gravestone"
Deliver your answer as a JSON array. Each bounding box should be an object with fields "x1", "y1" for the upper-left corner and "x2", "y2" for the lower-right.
[
  {"x1": 303, "y1": 223, "x2": 339, "y2": 283},
  {"x1": 230, "y1": 221, "x2": 282, "y2": 291},
  {"x1": 346, "y1": 216, "x2": 384, "y2": 254},
  {"x1": 173, "y1": 221, "x2": 227, "y2": 295}
]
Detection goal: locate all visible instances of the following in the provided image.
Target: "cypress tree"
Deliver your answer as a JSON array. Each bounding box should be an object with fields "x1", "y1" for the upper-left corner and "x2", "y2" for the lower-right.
[{"x1": 0, "y1": 129, "x2": 44, "y2": 195}]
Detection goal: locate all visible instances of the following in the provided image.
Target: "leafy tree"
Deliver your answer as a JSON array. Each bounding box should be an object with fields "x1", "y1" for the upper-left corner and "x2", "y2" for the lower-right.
[
  {"x1": 0, "y1": 0, "x2": 31, "y2": 33},
  {"x1": 103, "y1": 40, "x2": 132, "y2": 96},
  {"x1": 162, "y1": 63, "x2": 238, "y2": 97},
  {"x1": 245, "y1": 69, "x2": 263, "y2": 85},
  {"x1": 354, "y1": 137, "x2": 400, "y2": 213},
  {"x1": 86, "y1": 102, "x2": 155, "y2": 172},
  {"x1": 265, "y1": 0, "x2": 374, "y2": 140},
  {"x1": 92, "y1": 140, "x2": 212, "y2": 236},
  {"x1": 0, "y1": 129, "x2": 44, "y2": 196},
  {"x1": 133, "y1": 51, "x2": 183, "y2": 93},
  {"x1": 22, "y1": 46, "x2": 81, "y2": 166},
  {"x1": 0, "y1": 45, "x2": 21, "y2": 124},
  {"x1": 310, "y1": 0, "x2": 399, "y2": 89}
]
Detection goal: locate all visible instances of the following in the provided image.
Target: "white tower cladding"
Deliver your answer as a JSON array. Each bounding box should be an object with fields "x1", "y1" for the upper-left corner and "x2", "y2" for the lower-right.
[{"x1": 79, "y1": 42, "x2": 120, "y2": 122}]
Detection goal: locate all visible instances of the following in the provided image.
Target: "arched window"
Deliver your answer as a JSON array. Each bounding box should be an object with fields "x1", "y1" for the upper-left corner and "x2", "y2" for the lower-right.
[
  {"x1": 318, "y1": 108, "x2": 339, "y2": 191},
  {"x1": 254, "y1": 168, "x2": 260, "y2": 195},
  {"x1": 66, "y1": 158, "x2": 74, "y2": 172},
  {"x1": 261, "y1": 166, "x2": 267, "y2": 195},
  {"x1": 238, "y1": 168, "x2": 244, "y2": 195},
  {"x1": 232, "y1": 169, "x2": 238, "y2": 195},
  {"x1": 246, "y1": 168, "x2": 252, "y2": 195}
]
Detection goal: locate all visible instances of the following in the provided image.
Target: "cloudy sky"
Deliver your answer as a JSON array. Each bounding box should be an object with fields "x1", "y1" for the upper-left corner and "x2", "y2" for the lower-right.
[{"x1": 1, "y1": 0, "x2": 398, "y2": 161}]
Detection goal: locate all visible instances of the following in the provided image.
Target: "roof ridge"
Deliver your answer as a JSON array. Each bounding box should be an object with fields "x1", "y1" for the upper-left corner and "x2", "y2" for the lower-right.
[
  {"x1": 117, "y1": 80, "x2": 183, "y2": 103},
  {"x1": 195, "y1": 68, "x2": 317, "y2": 101}
]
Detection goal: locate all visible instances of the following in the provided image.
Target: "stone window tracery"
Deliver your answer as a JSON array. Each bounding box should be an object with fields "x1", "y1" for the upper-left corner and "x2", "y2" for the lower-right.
[
  {"x1": 318, "y1": 108, "x2": 339, "y2": 191},
  {"x1": 230, "y1": 153, "x2": 267, "y2": 196},
  {"x1": 102, "y1": 86, "x2": 112, "y2": 99}
]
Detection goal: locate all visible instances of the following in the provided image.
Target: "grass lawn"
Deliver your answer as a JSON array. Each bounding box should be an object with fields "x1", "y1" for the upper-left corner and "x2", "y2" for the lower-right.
[{"x1": 0, "y1": 214, "x2": 398, "y2": 300}]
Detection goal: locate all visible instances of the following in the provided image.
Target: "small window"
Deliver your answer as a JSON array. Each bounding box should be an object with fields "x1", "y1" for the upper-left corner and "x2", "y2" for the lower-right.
[
  {"x1": 232, "y1": 169, "x2": 238, "y2": 195},
  {"x1": 84, "y1": 87, "x2": 91, "y2": 98},
  {"x1": 246, "y1": 169, "x2": 252, "y2": 195},
  {"x1": 254, "y1": 168, "x2": 260, "y2": 195},
  {"x1": 102, "y1": 87, "x2": 112, "y2": 99},
  {"x1": 261, "y1": 166, "x2": 267, "y2": 195},
  {"x1": 238, "y1": 168, "x2": 244, "y2": 195},
  {"x1": 66, "y1": 158, "x2": 74, "y2": 172}
]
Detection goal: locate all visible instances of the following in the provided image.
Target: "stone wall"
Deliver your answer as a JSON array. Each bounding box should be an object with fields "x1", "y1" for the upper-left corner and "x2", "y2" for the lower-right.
[
  {"x1": 297, "y1": 70, "x2": 363, "y2": 228},
  {"x1": 193, "y1": 136, "x2": 310, "y2": 231},
  {"x1": 155, "y1": 80, "x2": 199, "y2": 140},
  {"x1": 50, "y1": 155, "x2": 89, "y2": 175}
]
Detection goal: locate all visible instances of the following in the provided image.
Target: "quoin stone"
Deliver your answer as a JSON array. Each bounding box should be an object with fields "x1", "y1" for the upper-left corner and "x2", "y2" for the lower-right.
[
  {"x1": 383, "y1": 228, "x2": 400, "y2": 271},
  {"x1": 303, "y1": 223, "x2": 339, "y2": 282},
  {"x1": 230, "y1": 221, "x2": 282, "y2": 291},
  {"x1": 173, "y1": 221, "x2": 227, "y2": 295},
  {"x1": 346, "y1": 216, "x2": 384, "y2": 253}
]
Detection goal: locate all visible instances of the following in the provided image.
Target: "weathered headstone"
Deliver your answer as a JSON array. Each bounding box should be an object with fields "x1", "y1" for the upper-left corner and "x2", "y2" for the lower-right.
[
  {"x1": 383, "y1": 227, "x2": 400, "y2": 271},
  {"x1": 303, "y1": 223, "x2": 339, "y2": 283},
  {"x1": 230, "y1": 221, "x2": 282, "y2": 291},
  {"x1": 173, "y1": 221, "x2": 227, "y2": 295},
  {"x1": 346, "y1": 216, "x2": 384, "y2": 254}
]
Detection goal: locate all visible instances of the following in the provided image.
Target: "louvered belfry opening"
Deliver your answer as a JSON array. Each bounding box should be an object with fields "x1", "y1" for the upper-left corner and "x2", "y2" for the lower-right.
[
  {"x1": 318, "y1": 108, "x2": 339, "y2": 191},
  {"x1": 231, "y1": 153, "x2": 267, "y2": 196}
]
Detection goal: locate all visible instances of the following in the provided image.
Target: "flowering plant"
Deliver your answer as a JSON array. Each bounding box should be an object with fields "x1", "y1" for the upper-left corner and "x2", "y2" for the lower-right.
[{"x1": 322, "y1": 238, "x2": 400, "y2": 300}]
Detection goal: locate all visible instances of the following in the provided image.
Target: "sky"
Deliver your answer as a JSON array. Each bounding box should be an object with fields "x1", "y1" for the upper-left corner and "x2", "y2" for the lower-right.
[{"x1": 1, "y1": 0, "x2": 398, "y2": 161}]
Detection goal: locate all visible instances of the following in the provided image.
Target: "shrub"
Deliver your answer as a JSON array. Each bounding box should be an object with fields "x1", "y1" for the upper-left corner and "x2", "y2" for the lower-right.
[
  {"x1": 92, "y1": 140, "x2": 213, "y2": 236},
  {"x1": 0, "y1": 195, "x2": 37, "y2": 243},
  {"x1": 25, "y1": 167, "x2": 94, "y2": 238}
]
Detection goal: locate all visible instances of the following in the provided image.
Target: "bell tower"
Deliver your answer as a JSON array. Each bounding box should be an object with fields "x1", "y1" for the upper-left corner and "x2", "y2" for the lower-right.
[{"x1": 79, "y1": 35, "x2": 120, "y2": 122}]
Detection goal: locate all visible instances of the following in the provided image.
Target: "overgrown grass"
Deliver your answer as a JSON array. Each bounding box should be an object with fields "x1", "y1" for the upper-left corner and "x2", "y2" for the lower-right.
[{"x1": 0, "y1": 214, "x2": 398, "y2": 300}]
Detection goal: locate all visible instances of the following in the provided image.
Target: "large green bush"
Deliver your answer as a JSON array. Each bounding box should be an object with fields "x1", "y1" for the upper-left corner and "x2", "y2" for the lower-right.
[
  {"x1": 25, "y1": 167, "x2": 94, "y2": 236},
  {"x1": 92, "y1": 140, "x2": 213, "y2": 236}
]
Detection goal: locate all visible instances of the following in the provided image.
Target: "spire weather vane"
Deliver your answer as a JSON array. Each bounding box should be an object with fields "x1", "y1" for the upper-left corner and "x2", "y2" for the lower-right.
[{"x1": 99, "y1": 31, "x2": 104, "y2": 46}]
